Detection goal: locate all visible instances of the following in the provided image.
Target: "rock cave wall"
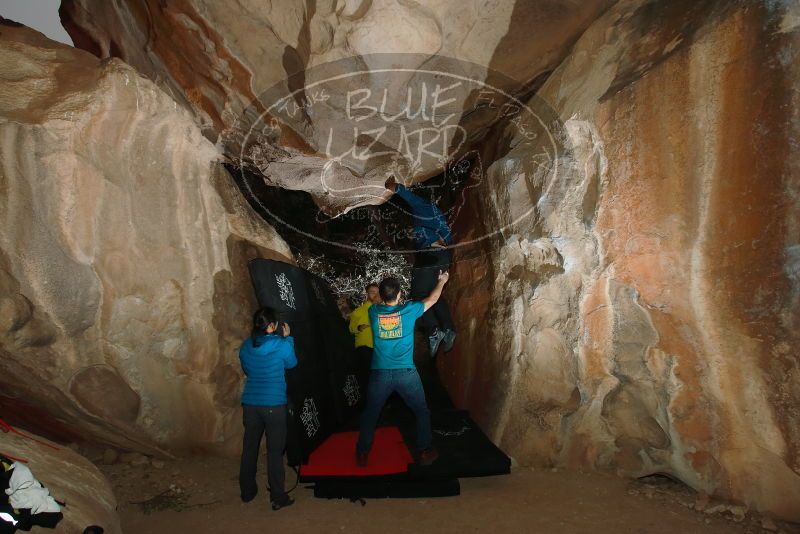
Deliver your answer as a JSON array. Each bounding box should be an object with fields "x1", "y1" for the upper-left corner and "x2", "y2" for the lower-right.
[
  {"x1": 59, "y1": 0, "x2": 613, "y2": 213},
  {"x1": 444, "y1": 0, "x2": 800, "y2": 521},
  {"x1": 0, "y1": 21, "x2": 293, "y2": 455},
  {"x1": 0, "y1": 0, "x2": 796, "y2": 523}
]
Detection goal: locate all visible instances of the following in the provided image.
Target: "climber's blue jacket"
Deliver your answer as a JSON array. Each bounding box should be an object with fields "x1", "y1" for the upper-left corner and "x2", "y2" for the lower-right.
[{"x1": 394, "y1": 183, "x2": 453, "y2": 249}]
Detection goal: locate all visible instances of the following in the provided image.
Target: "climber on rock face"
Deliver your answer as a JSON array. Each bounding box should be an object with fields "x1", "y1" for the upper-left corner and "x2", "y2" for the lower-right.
[{"x1": 385, "y1": 176, "x2": 456, "y2": 357}]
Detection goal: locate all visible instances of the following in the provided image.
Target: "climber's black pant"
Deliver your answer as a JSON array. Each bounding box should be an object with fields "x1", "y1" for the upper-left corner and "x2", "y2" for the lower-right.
[
  {"x1": 410, "y1": 249, "x2": 455, "y2": 336},
  {"x1": 239, "y1": 404, "x2": 287, "y2": 503}
]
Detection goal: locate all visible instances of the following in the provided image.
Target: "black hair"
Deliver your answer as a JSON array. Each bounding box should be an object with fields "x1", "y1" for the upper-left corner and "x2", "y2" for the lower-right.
[
  {"x1": 251, "y1": 307, "x2": 278, "y2": 346},
  {"x1": 365, "y1": 282, "x2": 379, "y2": 292},
  {"x1": 345, "y1": 295, "x2": 360, "y2": 311},
  {"x1": 378, "y1": 277, "x2": 401, "y2": 302}
]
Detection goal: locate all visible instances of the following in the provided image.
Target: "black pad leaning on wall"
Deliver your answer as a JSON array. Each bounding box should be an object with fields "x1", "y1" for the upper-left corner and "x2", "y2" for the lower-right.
[
  {"x1": 248, "y1": 258, "x2": 312, "y2": 323},
  {"x1": 307, "y1": 271, "x2": 368, "y2": 422}
]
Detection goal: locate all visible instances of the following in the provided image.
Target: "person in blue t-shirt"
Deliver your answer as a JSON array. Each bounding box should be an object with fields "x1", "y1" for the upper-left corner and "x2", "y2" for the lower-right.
[
  {"x1": 355, "y1": 271, "x2": 449, "y2": 467},
  {"x1": 385, "y1": 176, "x2": 456, "y2": 357},
  {"x1": 238, "y1": 307, "x2": 298, "y2": 510}
]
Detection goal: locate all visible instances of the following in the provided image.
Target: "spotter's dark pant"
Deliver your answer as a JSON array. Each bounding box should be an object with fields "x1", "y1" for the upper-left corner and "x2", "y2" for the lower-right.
[{"x1": 239, "y1": 404, "x2": 287, "y2": 502}]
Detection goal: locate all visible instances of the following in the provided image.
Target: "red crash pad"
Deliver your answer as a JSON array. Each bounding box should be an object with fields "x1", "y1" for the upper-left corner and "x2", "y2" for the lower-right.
[{"x1": 299, "y1": 426, "x2": 413, "y2": 477}]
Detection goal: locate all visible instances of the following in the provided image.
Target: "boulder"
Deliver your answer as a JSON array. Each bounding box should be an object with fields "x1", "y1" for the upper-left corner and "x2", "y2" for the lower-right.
[
  {"x1": 444, "y1": 0, "x2": 800, "y2": 522},
  {"x1": 0, "y1": 427, "x2": 121, "y2": 534},
  {"x1": 0, "y1": 21, "x2": 292, "y2": 454},
  {"x1": 59, "y1": 0, "x2": 613, "y2": 214}
]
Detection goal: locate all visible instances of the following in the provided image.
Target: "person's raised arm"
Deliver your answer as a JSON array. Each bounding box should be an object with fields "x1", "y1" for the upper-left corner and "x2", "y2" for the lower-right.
[
  {"x1": 421, "y1": 271, "x2": 449, "y2": 312},
  {"x1": 280, "y1": 322, "x2": 298, "y2": 369},
  {"x1": 239, "y1": 345, "x2": 251, "y2": 376}
]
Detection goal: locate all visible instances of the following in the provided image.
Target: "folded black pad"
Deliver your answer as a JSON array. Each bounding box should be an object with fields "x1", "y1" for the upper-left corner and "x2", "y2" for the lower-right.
[{"x1": 408, "y1": 410, "x2": 511, "y2": 478}]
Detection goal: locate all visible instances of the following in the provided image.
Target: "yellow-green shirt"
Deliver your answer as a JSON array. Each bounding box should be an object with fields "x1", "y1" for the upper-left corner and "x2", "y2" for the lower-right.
[{"x1": 349, "y1": 301, "x2": 373, "y2": 348}]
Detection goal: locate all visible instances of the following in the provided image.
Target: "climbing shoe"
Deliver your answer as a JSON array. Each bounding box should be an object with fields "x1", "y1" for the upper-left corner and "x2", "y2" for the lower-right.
[
  {"x1": 418, "y1": 447, "x2": 439, "y2": 466},
  {"x1": 240, "y1": 490, "x2": 257, "y2": 503},
  {"x1": 442, "y1": 329, "x2": 457, "y2": 353},
  {"x1": 271, "y1": 495, "x2": 295, "y2": 511},
  {"x1": 428, "y1": 329, "x2": 445, "y2": 357},
  {"x1": 355, "y1": 451, "x2": 369, "y2": 467}
]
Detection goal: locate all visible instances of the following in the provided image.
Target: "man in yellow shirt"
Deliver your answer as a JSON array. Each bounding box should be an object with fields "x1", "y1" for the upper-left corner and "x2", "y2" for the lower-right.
[{"x1": 349, "y1": 283, "x2": 381, "y2": 366}]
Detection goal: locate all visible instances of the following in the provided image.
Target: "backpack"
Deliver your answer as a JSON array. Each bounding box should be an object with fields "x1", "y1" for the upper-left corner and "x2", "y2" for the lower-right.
[{"x1": 0, "y1": 455, "x2": 62, "y2": 533}]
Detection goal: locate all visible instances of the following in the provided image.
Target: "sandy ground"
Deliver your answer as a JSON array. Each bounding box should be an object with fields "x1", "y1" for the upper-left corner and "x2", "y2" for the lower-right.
[{"x1": 95, "y1": 454, "x2": 798, "y2": 534}]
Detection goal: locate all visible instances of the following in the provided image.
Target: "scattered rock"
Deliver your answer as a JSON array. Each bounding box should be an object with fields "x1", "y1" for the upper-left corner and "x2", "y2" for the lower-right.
[
  {"x1": 727, "y1": 505, "x2": 747, "y2": 522},
  {"x1": 81, "y1": 446, "x2": 106, "y2": 463},
  {"x1": 760, "y1": 516, "x2": 778, "y2": 532},
  {"x1": 704, "y1": 504, "x2": 727, "y2": 515},
  {"x1": 694, "y1": 493, "x2": 710, "y2": 511},
  {"x1": 102, "y1": 448, "x2": 119, "y2": 465},
  {"x1": 120, "y1": 452, "x2": 150, "y2": 466}
]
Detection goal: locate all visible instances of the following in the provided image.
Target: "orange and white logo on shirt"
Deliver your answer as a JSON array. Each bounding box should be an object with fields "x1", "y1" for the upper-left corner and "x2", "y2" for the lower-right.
[{"x1": 378, "y1": 313, "x2": 402, "y2": 339}]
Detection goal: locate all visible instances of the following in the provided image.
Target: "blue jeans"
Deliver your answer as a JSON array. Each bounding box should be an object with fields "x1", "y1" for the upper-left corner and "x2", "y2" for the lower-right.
[{"x1": 356, "y1": 368, "x2": 432, "y2": 454}]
